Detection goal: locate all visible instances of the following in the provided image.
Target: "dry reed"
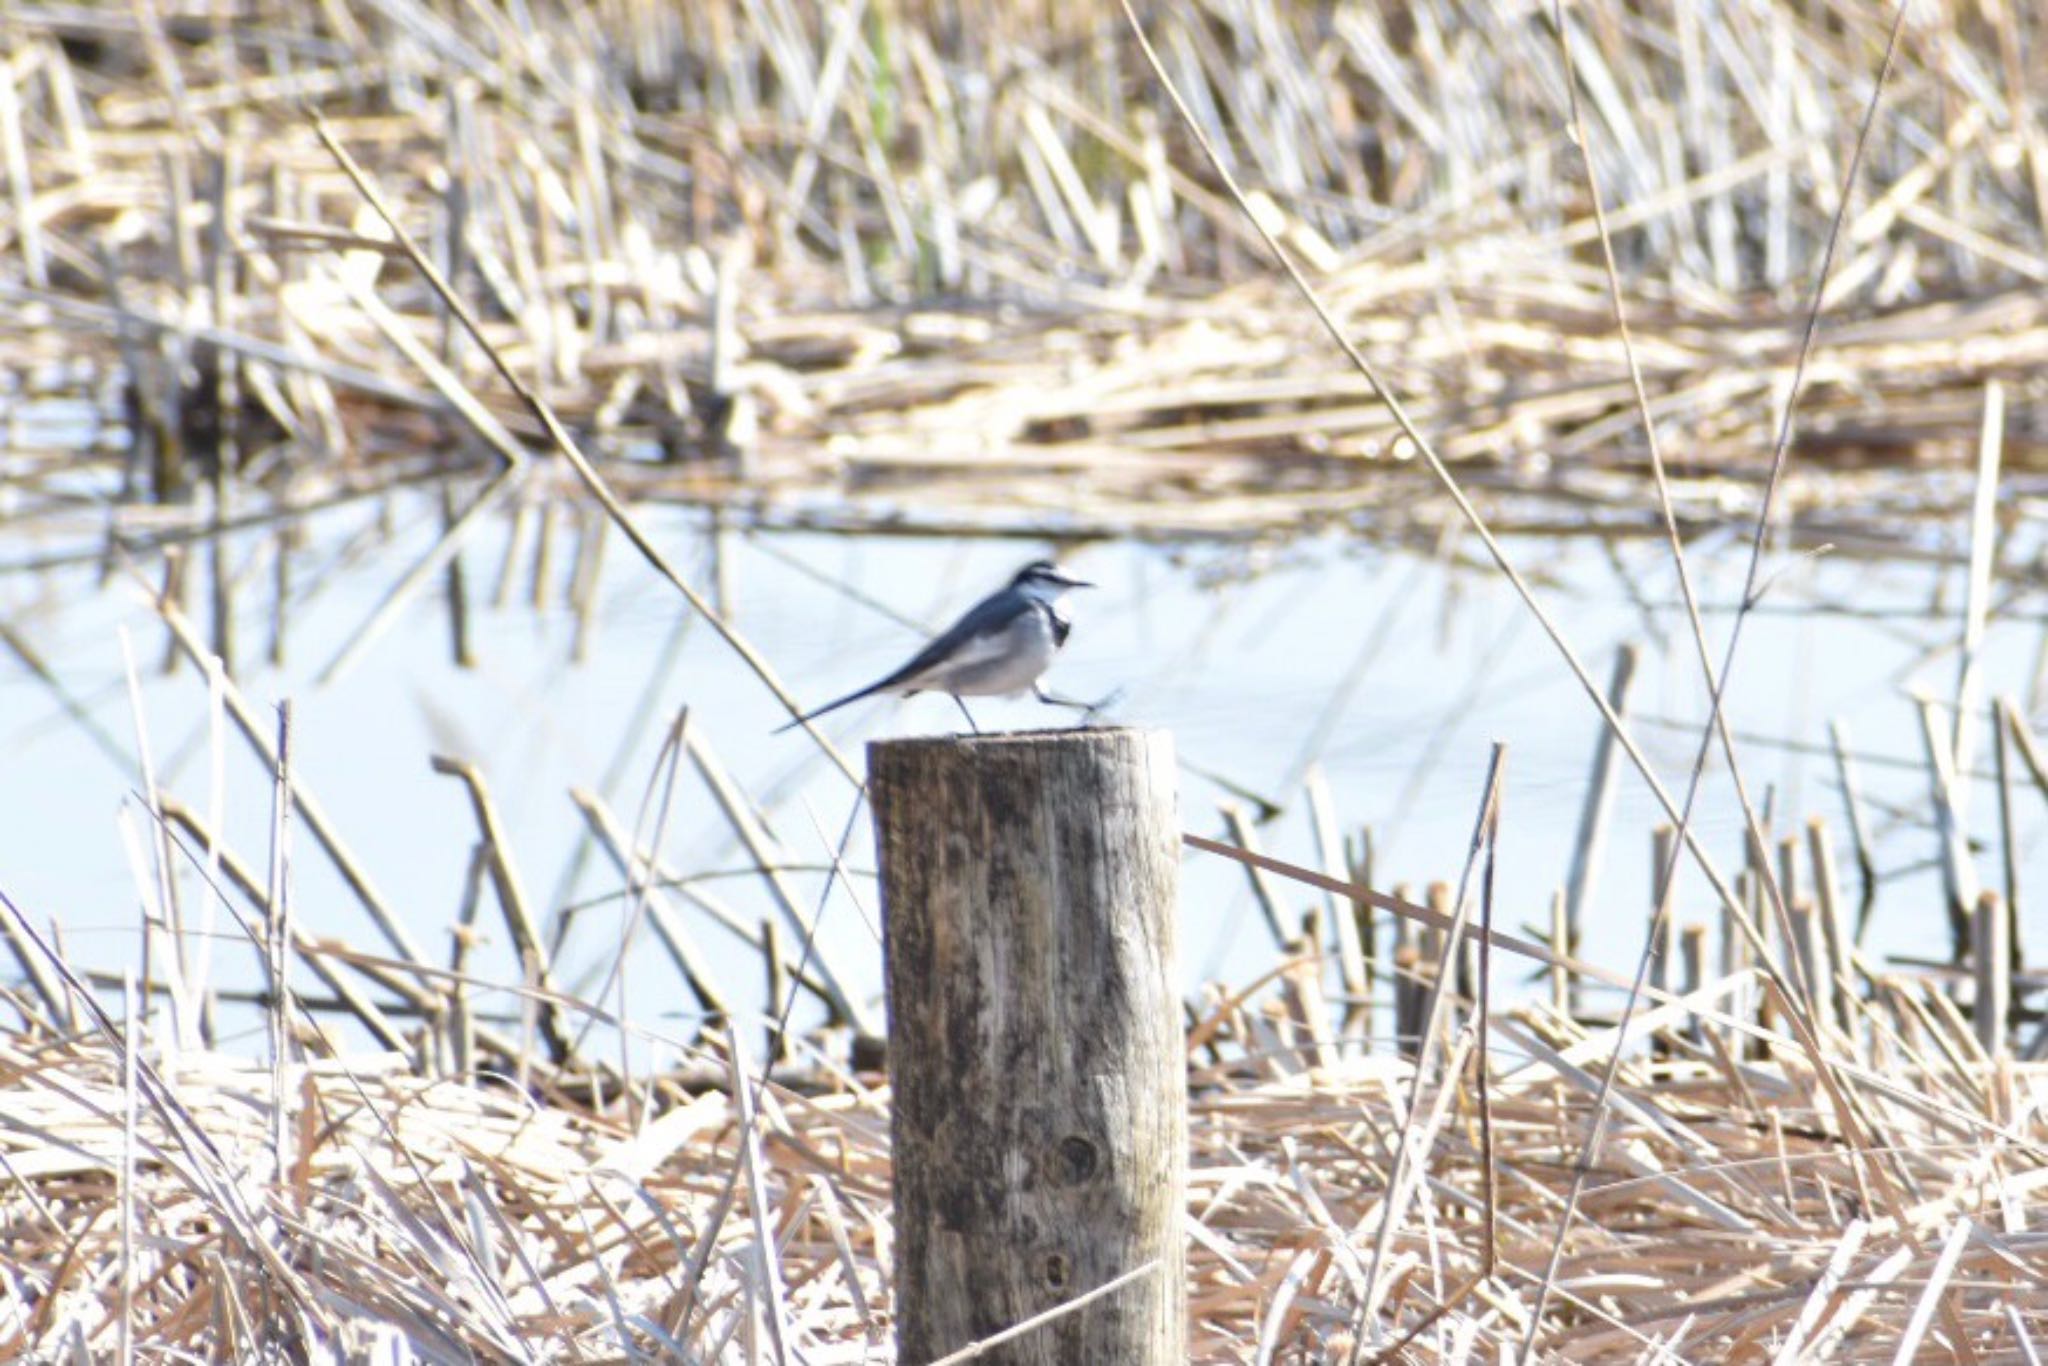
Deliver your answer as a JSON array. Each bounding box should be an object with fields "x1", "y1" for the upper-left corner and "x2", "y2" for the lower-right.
[
  {"x1": 4, "y1": 2, "x2": 2048, "y2": 552},
  {"x1": 1, "y1": 954, "x2": 2043, "y2": 1360}
]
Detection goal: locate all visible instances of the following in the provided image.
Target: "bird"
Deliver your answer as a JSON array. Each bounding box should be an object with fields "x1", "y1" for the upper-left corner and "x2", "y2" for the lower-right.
[{"x1": 777, "y1": 559, "x2": 1094, "y2": 733}]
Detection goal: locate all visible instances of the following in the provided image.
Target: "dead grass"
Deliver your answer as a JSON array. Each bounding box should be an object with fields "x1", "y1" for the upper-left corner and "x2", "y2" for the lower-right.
[
  {"x1": 0, "y1": 964, "x2": 2042, "y2": 1361},
  {"x1": 4, "y1": 1, "x2": 2048, "y2": 550}
]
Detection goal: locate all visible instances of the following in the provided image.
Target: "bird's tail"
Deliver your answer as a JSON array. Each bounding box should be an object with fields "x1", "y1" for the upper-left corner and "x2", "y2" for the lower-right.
[{"x1": 772, "y1": 681, "x2": 887, "y2": 734}]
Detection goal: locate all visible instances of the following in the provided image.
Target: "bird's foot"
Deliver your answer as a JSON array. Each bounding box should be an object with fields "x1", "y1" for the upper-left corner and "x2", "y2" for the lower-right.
[{"x1": 1034, "y1": 684, "x2": 1123, "y2": 728}]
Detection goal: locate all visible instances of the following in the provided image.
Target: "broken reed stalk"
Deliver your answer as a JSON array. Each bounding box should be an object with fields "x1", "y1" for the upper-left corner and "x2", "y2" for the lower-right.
[
  {"x1": 1807, "y1": 816, "x2": 1856, "y2": 1042},
  {"x1": 447, "y1": 841, "x2": 488, "y2": 1075},
  {"x1": 1219, "y1": 801, "x2": 1291, "y2": 950},
  {"x1": 1974, "y1": 891, "x2": 2011, "y2": 1060},
  {"x1": 1828, "y1": 718, "x2": 1880, "y2": 929},
  {"x1": 1359, "y1": 748, "x2": 1506, "y2": 1279},
  {"x1": 309, "y1": 117, "x2": 868, "y2": 790},
  {"x1": 1648, "y1": 825, "x2": 1675, "y2": 1059},
  {"x1": 1306, "y1": 768, "x2": 1369, "y2": 1022},
  {"x1": 1915, "y1": 695, "x2": 1979, "y2": 958},
  {"x1": 1427, "y1": 881, "x2": 1457, "y2": 1007},
  {"x1": 1563, "y1": 643, "x2": 1638, "y2": 1016},
  {"x1": 430, "y1": 754, "x2": 574, "y2": 1064},
  {"x1": 1342, "y1": 828, "x2": 1378, "y2": 1040},
  {"x1": 262, "y1": 698, "x2": 294, "y2": 1182},
  {"x1": 1548, "y1": 888, "x2": 1570, "y2": 1015},
  {"x1": 1679, "y1": 923, "x2": 1706, "y2": 1043},
  {"x1": 1994, "y1": 701, "x2": 2023, "y2": 961},
  {"x1": 1951, "y1": 379, "x2": 2004, "y2": 818}
]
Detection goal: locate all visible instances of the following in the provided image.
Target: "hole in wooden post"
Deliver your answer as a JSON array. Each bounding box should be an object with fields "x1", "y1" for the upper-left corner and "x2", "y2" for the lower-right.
[
  {"x1": 1054, "y1": 1134, "x2": 1099, "y2": 1185},
  {"x1": 1043, "y1": 1252, "x2": 1071, "y2": 1291}
]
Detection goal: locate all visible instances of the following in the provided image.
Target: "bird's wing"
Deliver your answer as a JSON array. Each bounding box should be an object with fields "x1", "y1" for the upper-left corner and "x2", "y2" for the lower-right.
[
  {"x1": 773, "y1": 593, "x2": 1031, "y2": 733},
  {"x1": 874, "y1": 593, "x2": 1033, "y2": 691}
]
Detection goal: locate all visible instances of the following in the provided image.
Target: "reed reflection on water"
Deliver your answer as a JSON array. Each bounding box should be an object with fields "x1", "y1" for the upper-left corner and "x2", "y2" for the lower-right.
[{"x1": 0, "y1": 489, "x2": 2035, "y2": 1051}]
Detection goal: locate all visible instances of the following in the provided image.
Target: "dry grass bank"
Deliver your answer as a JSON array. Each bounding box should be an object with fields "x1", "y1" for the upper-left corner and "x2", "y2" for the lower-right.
[{"x1": 2, "y1": 963, "x2": 2043, "y2": 1360}]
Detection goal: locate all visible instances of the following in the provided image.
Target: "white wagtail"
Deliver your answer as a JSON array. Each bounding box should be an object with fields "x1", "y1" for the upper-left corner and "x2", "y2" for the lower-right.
[{"x1": 777, "y1": 559, "x2": 1094, "y2": 733}]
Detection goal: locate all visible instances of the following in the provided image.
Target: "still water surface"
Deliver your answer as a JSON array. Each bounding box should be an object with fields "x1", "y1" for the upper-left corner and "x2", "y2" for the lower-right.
[{"x1": 0, "y1": 488, "x2": 2034, "y2": 1056}]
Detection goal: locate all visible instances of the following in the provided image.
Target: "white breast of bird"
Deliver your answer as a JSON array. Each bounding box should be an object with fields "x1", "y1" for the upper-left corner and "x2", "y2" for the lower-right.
[{"x1": 908, "y1": 606, "x2": 1059, "y2": 698}]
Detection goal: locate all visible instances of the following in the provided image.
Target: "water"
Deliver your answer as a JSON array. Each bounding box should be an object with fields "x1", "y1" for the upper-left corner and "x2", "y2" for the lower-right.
[{"x1": 0, "y1": 484, "x2": 2035, "y2": 1060}]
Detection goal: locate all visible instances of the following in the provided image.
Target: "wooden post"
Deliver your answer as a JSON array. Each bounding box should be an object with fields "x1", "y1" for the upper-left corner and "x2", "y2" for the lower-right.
[{"x1": 872, "y1": 729, "x2": 1185, "y2": 1366}]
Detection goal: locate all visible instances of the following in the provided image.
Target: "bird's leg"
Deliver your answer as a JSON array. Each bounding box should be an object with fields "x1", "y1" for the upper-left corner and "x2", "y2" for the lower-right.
[
  {"x1": 1034, "y1": 683, "x2": 1122, "y2": 727},
  {"x1": 952, "y1": 695, "x2": 981, "y2": 734}
]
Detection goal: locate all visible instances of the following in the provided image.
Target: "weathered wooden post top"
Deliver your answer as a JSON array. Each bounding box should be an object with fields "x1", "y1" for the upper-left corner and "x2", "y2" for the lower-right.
[{"x1": 870, "y1": 727, "x2": 1186, "y2": 1365}]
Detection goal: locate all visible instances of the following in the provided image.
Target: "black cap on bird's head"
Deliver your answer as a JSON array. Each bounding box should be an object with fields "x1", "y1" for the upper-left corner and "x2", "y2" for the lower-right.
[{"x1": 1012, "y1": 559, "x2": 1092, "y2": 591}]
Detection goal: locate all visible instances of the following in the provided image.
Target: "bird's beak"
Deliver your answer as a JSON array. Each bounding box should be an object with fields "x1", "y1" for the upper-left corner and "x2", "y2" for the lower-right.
[{"x1": 1064, "y1": 576, "x2": 1094, "y2": 589}]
